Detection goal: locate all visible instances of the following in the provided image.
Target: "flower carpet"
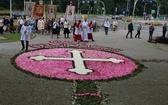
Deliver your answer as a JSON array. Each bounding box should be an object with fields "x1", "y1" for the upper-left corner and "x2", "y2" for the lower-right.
[{"x1": 9, "y1": 40, "x2": 167, "y2": 105}]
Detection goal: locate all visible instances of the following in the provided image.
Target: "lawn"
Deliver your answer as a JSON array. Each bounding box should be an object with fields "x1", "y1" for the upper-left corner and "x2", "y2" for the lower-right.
[{"x1": 0, "y1": 33, "x2": 35, "y2": 42}]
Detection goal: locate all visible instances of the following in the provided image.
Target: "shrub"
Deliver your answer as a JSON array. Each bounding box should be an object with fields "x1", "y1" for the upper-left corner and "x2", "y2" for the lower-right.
[
  {"x1": 154, "y1": 36, "x2": 168, "y2": 44},
  {"x1": 121, "y1": 18, "x2": 132, "y2": 22},
  {"x1": 144, "y1": 21, "x2": 163, "y2": 26}
]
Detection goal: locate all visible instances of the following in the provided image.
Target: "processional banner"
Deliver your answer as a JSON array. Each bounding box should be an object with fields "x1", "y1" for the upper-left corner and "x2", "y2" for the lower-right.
[
  {"x1": 65, "y1": 5, "x2": 75, "y2": 21},
  {"x1": 47, "y1": 5, "x2": 57, "y2": 19},
  {"x1": 33, "y1": 4, "x2": 44, "y2": 18},
  {"x1": 25, "y1": 2, "x2": 36, "y2": 16}
]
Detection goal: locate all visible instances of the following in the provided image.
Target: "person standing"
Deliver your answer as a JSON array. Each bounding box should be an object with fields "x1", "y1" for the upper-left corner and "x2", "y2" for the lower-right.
[
  {"x1": 82, "y1": 18, "x2": 89, "y2": 42},
  {"x1": 135, "y1": 22, "x2": 142, "y2": 38},
  {"x1": 104, "y1": 19, "x2": 110, "y2": 35},
  {"x1": 113, "y1": 19, "x2": 118, "y2": 32},
  {"x1": 51, "y1": 19, "x2": 59, "y2": 38},
  {"x1": 46, "y1": 18, "x2": 53, "y2": 34},
  {"x1": 148, "y1": 24, "x2": 155, "y2": 42},
  {"x1": 18, "y1": 17, "x2": 24, "y2": 33},
  {"x1": 29, "y1": 17, "x2": 35, "y2": 31},
  {"x1": 3, "y1": 16, "x2": 10, "y2": 32},
  {"x1": 41, "y1": 18, "x2": 45, "y2": 34},
  {"x1": 74, "y1": 20, "x2": 82, "y2": 41},
  {"x1": 63, "y1": 19, "x2": 69, "y2": 38},
  {"x1": 37, "y1": 18, "x2": 43, "y2": 34},
  {"x1": 20, "y1": 21, "x2": 32, "y2": 51},
  {"x1": 126, "y1": 22, "x2": 134, "y2": 38},
  {"x1": 57, "y1": 18, "x2": 61, "y2": 36},
  {"x1": 88, "y1": 20, "x2": 94, "y2": 41},
  {"x1": 0, "y1": 17, "x2": 4, "y2": 34},
  {"x1": 162, "y1": 23, "x2": 167, "y2": 37},
  {"x1": 9, "y1": 16, "x2": 14, "y2": 33},
  {"x1": 73, "y1": 20, "x2": 78, "y2": 35}
]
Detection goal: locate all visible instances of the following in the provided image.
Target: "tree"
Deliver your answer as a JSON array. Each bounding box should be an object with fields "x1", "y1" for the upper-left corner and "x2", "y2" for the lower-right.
[{"x1": 0, "y1": 0, "x2": 167, "y2": 15}]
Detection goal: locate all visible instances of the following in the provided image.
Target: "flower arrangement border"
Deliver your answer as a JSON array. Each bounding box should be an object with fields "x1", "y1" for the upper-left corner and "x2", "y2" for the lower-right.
[
  {"x1": 11, "y1": 42, "x2": 146, "y2": 82},
  {"x1": 11, "y1": 41, "x2": 146, "y2": 105}
]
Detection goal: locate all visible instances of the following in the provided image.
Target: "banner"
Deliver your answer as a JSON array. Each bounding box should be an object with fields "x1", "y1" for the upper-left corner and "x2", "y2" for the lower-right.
[
  {"x1": 25, "y1": 2, "x2": 36, "y2": 15},
  {"x1": 33, "y1": 4, "x2": 44, "y2": 18},
  {"x1": 47, "y1": 5, "x2": 57, "y2": 19},
  {"x1": 65, "y1": 5, "x2": 75, "y2": 21}
]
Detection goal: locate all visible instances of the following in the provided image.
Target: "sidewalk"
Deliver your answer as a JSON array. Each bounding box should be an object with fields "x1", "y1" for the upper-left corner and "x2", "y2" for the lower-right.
[{"x1": 0, "y1": 29, "x2": 168, "y2": 105}]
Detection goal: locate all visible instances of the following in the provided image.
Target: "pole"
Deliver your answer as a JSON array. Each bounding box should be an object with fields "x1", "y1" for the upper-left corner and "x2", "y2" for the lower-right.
[
  {"x1": 125, "y1": 0, "x2": 129, "y2": 30},
  {"x1": 143, "y1": 3, "x2": 147, "y2": 20},
  {"x1": 154, "y1": 0, "x2": 161, "y2": 19},
  {"x1": 24, "y1": 0, "x2": 25, "y2": 12},
  {"x1": 10, "y1": 0, "x2": 12, "y2": 18},
  {"x1": 143, "y1": 3, "x2": 147, "y2": 13},
  {"x1": 78, "y1": 0, "x2": 79, "y2": 14},
  {"x1": 132, "y1": 0, "x2": 138, "y2": 23},
  {"x1": 99, "y1": 0, "x2": 106, "y2": 16}
]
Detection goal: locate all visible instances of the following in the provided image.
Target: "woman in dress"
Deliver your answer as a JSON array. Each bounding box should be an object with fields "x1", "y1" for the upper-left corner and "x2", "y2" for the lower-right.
[{"x1": 51, "y1": 18, "x2": 59, "y2": 38}]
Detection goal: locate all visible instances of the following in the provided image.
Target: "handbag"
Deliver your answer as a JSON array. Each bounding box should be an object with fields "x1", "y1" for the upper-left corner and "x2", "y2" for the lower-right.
[{"x1": 3, "y1": 25, "x2": 7, "y2": 31}]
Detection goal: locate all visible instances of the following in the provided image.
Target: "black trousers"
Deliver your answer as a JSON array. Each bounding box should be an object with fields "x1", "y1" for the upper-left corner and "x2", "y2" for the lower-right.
[
  {"x1": 126, "y1": 31, "x2": 133, "y2": 38},
  {"x1": 21, "y1": 40, "x2": 29, "y2": 50},
  {"x1": 162, "y1": 31, "x2": 166, "y2": 37},
  {"x1": 0, "y1": 26, "x2": 3, "y2": 34},
  {"x1": 148, "y1": 31, "x2": 153, "y2": 42},
  {"x1": 105, "y1": 27, "x2": 108, "y2": 35},
  {"x1": 135, "y1": 30, "x2": 141, "y2": 38}
]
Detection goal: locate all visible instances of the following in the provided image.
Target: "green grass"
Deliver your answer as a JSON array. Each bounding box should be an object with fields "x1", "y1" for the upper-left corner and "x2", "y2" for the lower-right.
[{"x1": 0, "y1": 33, "x2": 35, "y2": 42}]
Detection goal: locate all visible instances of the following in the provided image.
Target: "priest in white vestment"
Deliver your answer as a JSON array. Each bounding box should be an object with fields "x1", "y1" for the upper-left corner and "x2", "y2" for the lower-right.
[
  {"x1": 20, "y1": 21, "x2": 32, "y2": 51},
  {"x1": 82, "y1": 18, "x2": 89, "y2": 42}
]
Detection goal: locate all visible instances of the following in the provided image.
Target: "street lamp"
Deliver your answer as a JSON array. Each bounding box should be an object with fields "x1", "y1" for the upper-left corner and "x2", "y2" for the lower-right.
[
  {"x1": 78, "y1": 0, "x2": 105, "y2": 16},
  {"x1": 39, "y1": 0, "x2": 43, "y2": 5},
  {"x1": 153, "y1": 0, "x2": 161, "y2": 19},
  {"x1": 143, "y1": 3, "x2": 147, "y2": 13},
  {"x1": 10, "y1": 0, "x2": 12, "y2": 18},
  {"x1": 51, "y1": 0, "x2": 53, "y2": 5},
  {"x1": 143, "y1": 3, "x2": 147, "y2": 19},
  {"x1": 132, "y1": 0, "x2": 138, "y2": 23}
]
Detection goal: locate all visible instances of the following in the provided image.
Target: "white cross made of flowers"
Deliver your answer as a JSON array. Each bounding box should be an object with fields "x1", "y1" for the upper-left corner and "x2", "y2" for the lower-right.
[{"x1": 29, "y1": 50, "x2": 124, "y2": 75}]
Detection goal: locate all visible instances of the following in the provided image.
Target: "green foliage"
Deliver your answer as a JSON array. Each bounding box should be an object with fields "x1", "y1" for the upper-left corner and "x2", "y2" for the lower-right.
[
  {"x1": 144, "y1": 21, "x2": 163, "y2": 26},
  {"x1": 154, "y1": 36, "x2": 168, "y2": 44},
  {"x1": 76, "y1": 81, "x2": 98, "y2": 93},
  {"x1": 0, "y1": 0, "x2": 167, "y2": 16},
  {"x1": 122, "y1": 17, "x2": 132, "y2": 22},
  {"x1": 0, "y1": 33, "x2": 34, "y2": 42}
]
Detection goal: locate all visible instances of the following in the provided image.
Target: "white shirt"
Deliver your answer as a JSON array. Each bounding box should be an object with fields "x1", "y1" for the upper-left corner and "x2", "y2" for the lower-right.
[
  {"x1": 0, "y1": 19, "x2": 4, "y2": 27},
  {"x1": 53, "y1": 22, "x2": 57, "y2": 29},
  {"x1": 19, "y1": 19, "x2": 24, "y2": 25},
  {"x1": 104, "y1": 21, "x2": 110, "y2": 27},
  {"x1": 64, "y1": 21, "x2": 68, "y2": 28},
  {"x1": 20, "y1": 25, "x2": 32, "y2": 41}
]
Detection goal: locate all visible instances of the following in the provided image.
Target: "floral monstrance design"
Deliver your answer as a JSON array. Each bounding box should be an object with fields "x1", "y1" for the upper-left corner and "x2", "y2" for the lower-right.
[
  {"x1": 15, "y1": 48, "x2": 138, "y2": 80},
  {"x1": 12, "y1": 41, "x2": 144, "y2": 105}
]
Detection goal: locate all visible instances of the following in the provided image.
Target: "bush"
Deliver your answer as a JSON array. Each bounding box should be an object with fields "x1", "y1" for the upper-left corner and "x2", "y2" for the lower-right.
[
  {"x1": 121, "y1": 18, "x2": 132, "y2": 22},
  {"x1": 144, "y1": 21, "x2": 163, "y2": 26},
  {"x1": 154, "y1": 36, "x2": 168, "y2": 44}
]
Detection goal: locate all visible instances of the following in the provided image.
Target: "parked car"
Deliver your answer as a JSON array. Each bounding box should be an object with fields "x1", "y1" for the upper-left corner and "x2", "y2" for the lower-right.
[
  {"x1": 112, "y1": 15, "x2": 125, "y2": 20},
  {"x1": 12, "y1": 12, "x2": 26, "y2": 19}
]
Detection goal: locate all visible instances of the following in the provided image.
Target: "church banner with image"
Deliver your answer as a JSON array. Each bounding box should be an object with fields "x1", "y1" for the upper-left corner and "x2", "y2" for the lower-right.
[
  {"x1": 65, "y1": 5, "x2": 75, "y2": 21},
  {"x1": 25, "y1": 2, "x2": 36, "y2": 16},
  {"x1": 33, "y1": 4, "x2": 44, "y2": 18},
  {"x1": 47, "y1": 5, "x2": 57, "y2": 19}
]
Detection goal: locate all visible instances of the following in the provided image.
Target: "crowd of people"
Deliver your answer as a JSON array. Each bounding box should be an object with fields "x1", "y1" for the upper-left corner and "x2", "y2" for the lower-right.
[
  {"x1": 125, "y1": 21, "x2": 167, "y2": 43},
  {"x1": 0, "y1": 15, "x2": 167, "y2": 51}
]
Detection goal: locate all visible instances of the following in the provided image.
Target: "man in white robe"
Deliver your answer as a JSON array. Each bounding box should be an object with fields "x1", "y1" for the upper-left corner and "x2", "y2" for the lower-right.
[
  {"x1": 20, "y1": 21, "x2": 32, "y2": 51},
  {"x1": 82, "y1": 18, "x2": 89, "y2": 42},
  {"x1": 37, "y1": 18, "x2": 44, "y2": 34}
]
